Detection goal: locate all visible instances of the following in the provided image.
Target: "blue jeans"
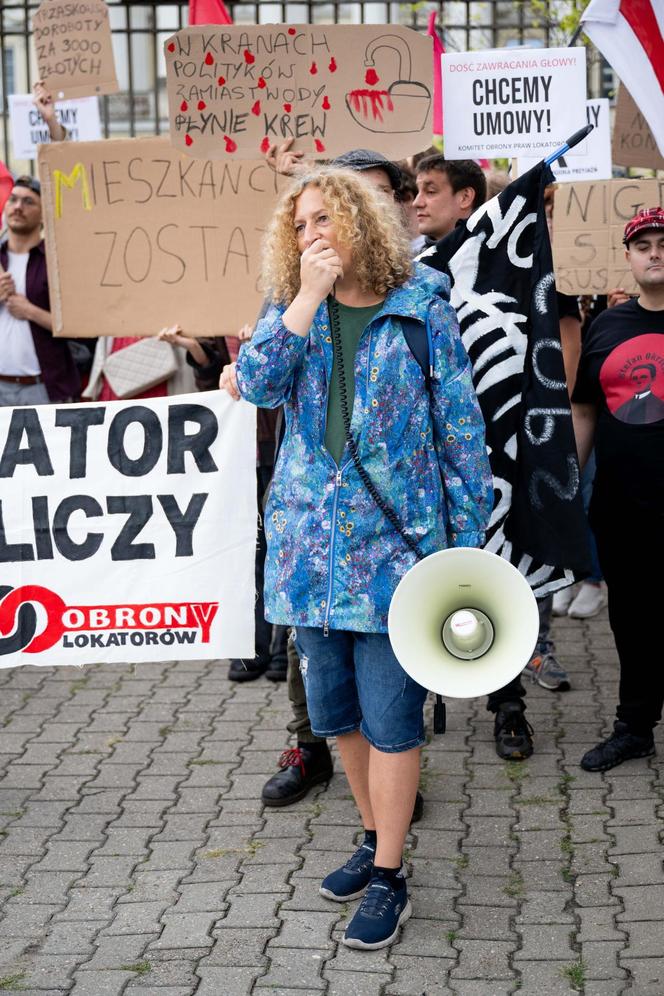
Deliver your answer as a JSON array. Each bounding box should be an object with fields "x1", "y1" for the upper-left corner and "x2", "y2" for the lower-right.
[{"x1": 292, "y1": 627, "x2": 428, "y2": 753}]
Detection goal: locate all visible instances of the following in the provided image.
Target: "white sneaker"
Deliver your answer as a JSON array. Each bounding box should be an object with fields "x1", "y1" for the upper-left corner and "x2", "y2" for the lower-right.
[
  {"x1": 568, "y1": 582, "x2": 606, "y2": 619},
  {"x1": 552, "y1": 585, "x2": 576, "y2": 616}
]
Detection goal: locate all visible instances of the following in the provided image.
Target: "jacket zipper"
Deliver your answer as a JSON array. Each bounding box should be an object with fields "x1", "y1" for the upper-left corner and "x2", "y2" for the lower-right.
[{"x1": 323, "y1": 468, "x2": 343, "y2": 637}]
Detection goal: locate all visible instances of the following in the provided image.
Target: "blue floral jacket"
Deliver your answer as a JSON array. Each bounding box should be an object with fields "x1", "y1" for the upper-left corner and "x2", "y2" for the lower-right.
[{"x1": 236, "y1": 263, "x2": 493, "y2": 633}]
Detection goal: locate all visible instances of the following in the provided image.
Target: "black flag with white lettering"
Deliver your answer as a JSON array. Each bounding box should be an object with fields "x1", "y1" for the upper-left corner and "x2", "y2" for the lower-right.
[{"x1": 418, "y1": 162, "x2": 591, "y2": 595}]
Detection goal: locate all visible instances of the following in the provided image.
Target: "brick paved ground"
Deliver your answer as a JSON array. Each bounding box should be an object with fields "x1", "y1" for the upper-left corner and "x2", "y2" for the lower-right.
[{"x1": 0, "y1": 603, "x2": 662, "y2": 996}]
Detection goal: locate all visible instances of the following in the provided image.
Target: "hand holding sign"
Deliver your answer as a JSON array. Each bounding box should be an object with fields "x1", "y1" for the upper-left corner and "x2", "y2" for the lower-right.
[{"x1": 32, "y1": 0, "x2": 119, "y2": 100}]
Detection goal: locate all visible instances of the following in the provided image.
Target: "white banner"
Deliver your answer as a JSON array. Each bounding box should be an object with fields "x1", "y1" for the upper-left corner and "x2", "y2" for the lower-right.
[
  {"x1": 518, "y1": 99, "x2": 611, "y2": 182},
  {"x1": 441, "y1": 46, "x2": 587, "y2": 159},
  {"x1": 0, "y1": 392, "x2": 256, "y2": 668},
  {"x1": 8, "y1": 94, "x2": 101, "y2": 160}
]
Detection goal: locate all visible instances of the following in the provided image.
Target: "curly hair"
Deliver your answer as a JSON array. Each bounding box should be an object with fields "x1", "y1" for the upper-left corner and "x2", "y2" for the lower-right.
[{"x1": 261, "y1": 166, "x2": 413, "y2": 304}]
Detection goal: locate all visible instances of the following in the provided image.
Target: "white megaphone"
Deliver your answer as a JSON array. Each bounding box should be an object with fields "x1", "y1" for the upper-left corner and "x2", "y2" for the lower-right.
[{"x1": 388, "y1": 548, "x2": 539, "y2": 698}]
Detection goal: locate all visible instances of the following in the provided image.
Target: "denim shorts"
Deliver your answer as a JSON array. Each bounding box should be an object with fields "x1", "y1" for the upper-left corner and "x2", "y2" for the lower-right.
[{"x1": 292, "y1": 627, "x2": 428, "y2": 753}]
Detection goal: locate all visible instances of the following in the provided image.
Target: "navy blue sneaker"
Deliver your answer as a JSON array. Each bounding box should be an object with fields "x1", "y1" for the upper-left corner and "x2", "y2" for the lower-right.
[
  {"x1": 319, "y1": 839, "x2": 375, "y2": 902},
  {"x1": 343, "y1": 868, "x2": 412, "y2": 950}
]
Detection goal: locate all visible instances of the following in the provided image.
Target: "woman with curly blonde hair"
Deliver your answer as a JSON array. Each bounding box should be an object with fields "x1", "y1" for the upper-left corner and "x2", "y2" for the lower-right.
[
  {"x1": 222, "y1": 165, "x2": 492, "y2": 951},
  {"x1": 262, "y1": 167, "x2": 412, "y2": 305}
]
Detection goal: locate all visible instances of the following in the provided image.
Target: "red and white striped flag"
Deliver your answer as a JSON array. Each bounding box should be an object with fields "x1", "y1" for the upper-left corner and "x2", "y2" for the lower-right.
[{"x1": 582, "y1": 0, "x2": 664, "y2": 155}]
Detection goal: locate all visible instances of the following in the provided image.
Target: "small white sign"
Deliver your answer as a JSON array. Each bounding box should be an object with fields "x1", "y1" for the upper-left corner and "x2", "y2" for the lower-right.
[
  {"x1": 8, "y1": 94, "x2": 101, "y2": 160},
  {"x1": 519, "y1": 99, "x2": 611, "y2": 182},
  {"x1": 442, "y1": 46, "x2": 587, "y2": 159}
]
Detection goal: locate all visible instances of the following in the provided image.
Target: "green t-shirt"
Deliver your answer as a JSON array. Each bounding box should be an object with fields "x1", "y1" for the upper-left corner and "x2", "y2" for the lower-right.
[{"x1": 325, "y1": 296, "x2": 382, "y2": 465}]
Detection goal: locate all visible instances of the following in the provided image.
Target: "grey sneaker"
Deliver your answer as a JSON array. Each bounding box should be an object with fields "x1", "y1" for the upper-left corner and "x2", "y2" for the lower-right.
[{"x1": 524, "y1": 642, "x2": 570, "y2": 691}]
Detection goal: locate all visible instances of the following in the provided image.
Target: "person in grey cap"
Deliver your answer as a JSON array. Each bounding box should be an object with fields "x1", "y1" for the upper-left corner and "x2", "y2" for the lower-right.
[
  {"x1": 266, "y1": 139, "x2": 401, "y2": 200},
  {"x1": 330, "y1": 148, "x2": 402, "y2": 198}
]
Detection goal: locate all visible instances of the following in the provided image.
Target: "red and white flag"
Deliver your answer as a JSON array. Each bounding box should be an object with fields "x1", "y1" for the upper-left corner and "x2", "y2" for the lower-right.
[{"x1": 582, "y1": 0, "x2": 664, "y2": 155}]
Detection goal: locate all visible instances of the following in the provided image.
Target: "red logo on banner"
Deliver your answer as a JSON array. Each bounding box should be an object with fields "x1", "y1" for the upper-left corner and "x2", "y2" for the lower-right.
[{"x1": 0, "y1": 586, "x2": 219, "y2": 655}]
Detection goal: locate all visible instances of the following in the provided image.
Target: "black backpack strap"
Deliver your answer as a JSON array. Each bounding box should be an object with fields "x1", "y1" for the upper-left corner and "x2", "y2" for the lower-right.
[{"x1": 401, "y1": 316, "x2": 433, "y2": 391}]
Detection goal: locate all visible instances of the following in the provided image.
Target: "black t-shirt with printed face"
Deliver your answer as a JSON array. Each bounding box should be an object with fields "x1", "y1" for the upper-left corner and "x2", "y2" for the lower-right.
[{"x1": 572, "y1": 298, "x2": 664, "y2": 511}]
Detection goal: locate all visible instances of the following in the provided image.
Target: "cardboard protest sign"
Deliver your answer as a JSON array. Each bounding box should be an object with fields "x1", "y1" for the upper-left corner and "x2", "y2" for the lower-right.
[
  {"x1": 0, "y1": 392, "x2": 256, "y2": 669},
  {"x1": 8, "y1": 94, "x2": 101, "y2": 160},
  {"x1": 518, "y1": 99, "x2": 611, "y2": 182},
  {"x1": 32, "y1": 0, "x2": 119, "y2": 100},
  {"x1": 164, "y1": 24, "x2": 433, "y2": 160},
  {"x1": 612, "y1": 86, "x2": 664, "y2": 171},
  {"x1": 552, "y1": 178, "x2": 664, "y2": 295},
  {"x1": 441, "y1": 46, "x2": 587, "y2": 159},
  {"x1": 39, "y1": 136, "x2": 282, "y2": 338}
]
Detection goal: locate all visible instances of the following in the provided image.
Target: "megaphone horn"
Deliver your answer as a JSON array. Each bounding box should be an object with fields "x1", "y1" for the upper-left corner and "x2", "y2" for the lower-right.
[{"x1": 388, "y1": 548, "x2": 539, "y2": 699}]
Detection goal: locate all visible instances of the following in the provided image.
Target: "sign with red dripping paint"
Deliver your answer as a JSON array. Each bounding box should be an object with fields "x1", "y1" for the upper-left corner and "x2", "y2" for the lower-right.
[{"x1": 164, "y1": 24, "x2": 433, "y2": 160}]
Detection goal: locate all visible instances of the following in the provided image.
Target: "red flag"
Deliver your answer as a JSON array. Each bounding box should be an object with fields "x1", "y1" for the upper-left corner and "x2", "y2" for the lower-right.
[
  {"x1": 582, "y1": 0, "x2": 664, "y2": 155},
  {"x1": 427, "y1": 11, "x2": 445, "y2": 137},
  {"x1": 0, "y1": 161, "x2": 13, "y2": 218},
  {"x1": 188, "y1": 0, "x2": 233, "y2": 25}
]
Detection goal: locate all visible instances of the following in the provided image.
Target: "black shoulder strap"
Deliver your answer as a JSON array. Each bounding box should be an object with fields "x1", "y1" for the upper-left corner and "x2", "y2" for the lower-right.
[{"x1": 401, "y1": 317, "x2": 431, "y2": 390}]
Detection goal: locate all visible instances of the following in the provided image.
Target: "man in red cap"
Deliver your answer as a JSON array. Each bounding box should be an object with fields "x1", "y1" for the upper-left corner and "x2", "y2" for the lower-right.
[{"x1": 572, "y1": 207, "x2": 664, "y2": 771}]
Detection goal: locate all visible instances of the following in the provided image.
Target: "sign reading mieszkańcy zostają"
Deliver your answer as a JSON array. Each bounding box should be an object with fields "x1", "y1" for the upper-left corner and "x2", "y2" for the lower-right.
[{"x1": 0, "y1": 392, "x2": 256, "y2": 668}]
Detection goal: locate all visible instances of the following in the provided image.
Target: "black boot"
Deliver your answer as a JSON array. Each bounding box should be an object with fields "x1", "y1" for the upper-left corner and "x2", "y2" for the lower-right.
[
  {"x1": 262, "y1": 743, "x2": 333, "y2": 806},
  {"x1": 228, "y1": 657, "x2": 269, "y2": 682}
]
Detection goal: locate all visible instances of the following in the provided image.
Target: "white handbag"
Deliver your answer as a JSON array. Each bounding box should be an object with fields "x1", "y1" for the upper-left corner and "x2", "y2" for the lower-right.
[{"x1": 102, "y1": 338, "x2": 178, "y2": 399}]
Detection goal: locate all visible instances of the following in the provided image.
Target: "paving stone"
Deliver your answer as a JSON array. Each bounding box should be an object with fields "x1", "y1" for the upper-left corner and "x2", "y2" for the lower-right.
[
  {"x1": 619, "y1": 958, "x2": 664, "y2": 992},
  {"x1": 386, "y1": 955, "x2": 456, "y2": 994},
  {"x1": 267, "y1": 910, "x2": 340, "y2": 950},
  {"x1": 200, "y1": 927, "x2": 275, "y2": 967},
  {"x1": 516, "y1": 960, "x2": 583, "y2": 995},
  {"x1": 390, "y1": 918, "x2": 457, "y2": 958},
  {"x1": 118, "y1": 869, "x2": 184, "y2": 904},
  {"x1": 70, "y1": 970, "x2": 136, "y2": 995},
  {"x1": 102, "y1": 900, "x2": 167, "y2": 935},
  {"x1": 84, "y1": 934, "x2": 156, "y2": 970},
  {"x1": 151, "y1": 912, "x2": 216, "y2": 949},
  {"x1": 57, "y1": 815, "x2": 113, "y2": 840},
  {"x1": 41, "y1": 920, "x2": 100, "y2": 955},
  {"x1": 81, "y1": 857, "x2": 138, "y2": 887},
  {"x1": 406, "y1": 885, "x2": 459, "y2": 922},
  {"x1": 607, "y1": 799, "x2": 659, "y2": 824},
  {"x1": 0, "y1": 903, "x2": 59, "y2": 938},
  {"x1": 145, "y1": 841, "x2": 196, "y2": 870},
  {"x1": 573, "y1": 873, "x2": 619, "y2": 907},
  {"x1": 123, "y1": 958, "x2": 198, "y2": 987},
  {"x1": 619, "y1": 920, "x2": 664, "y2": 958},
  {"x1": 54, "y1": 886, "x2": 126, "y2": 922},
  {"x1": 171, "y1": 881, "x2": 237, "y2": 912},
  {"x1": 612, "y1": 852, "x2": 664, "y2": 886},
  {"x1": 577, "y1": 907, "x2": 625, "y2": 942},
  {"x1": 255, "y1": 946, "x2": 329, "y2": 990},
  {"x1": 456, "y1": 905, "x2": 515, "y2": 940},
  {"x1": 615, "y1": 884, "x2": 664, "y2": 920},
  {"x1": 514, "y1": 924, "x2": 576, "y2": 960},
  {"x1": 325, "y1": 942, "x2": 392, "y2": 975},
  {"x1": 456, "y1": 846, "x2": 513, "y2": 878},
  {"x1": 608, "y1": 825, "x2": 661, "y2": 854},
  {"x1": 196, "y1": 967, "x2": 264, "y2": 994},
  {"x1": 15, "y1": 871, "x2": 78, "y2": 905},
  {"x1": 580, "y1": 939, "x2": 627, "y2": 980},
  {"x1": 324, "y1": 970, "x2": 393, "y2": 995},
  {"x1": 450, "y1": 939, "x2": 515, "y2": 979},
  {"x1": 583, "y1": 983, "x2": 624, "y2": 996},
  {"x1": 460, "y1": 877, "x2": 517, "y2": 909}
]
